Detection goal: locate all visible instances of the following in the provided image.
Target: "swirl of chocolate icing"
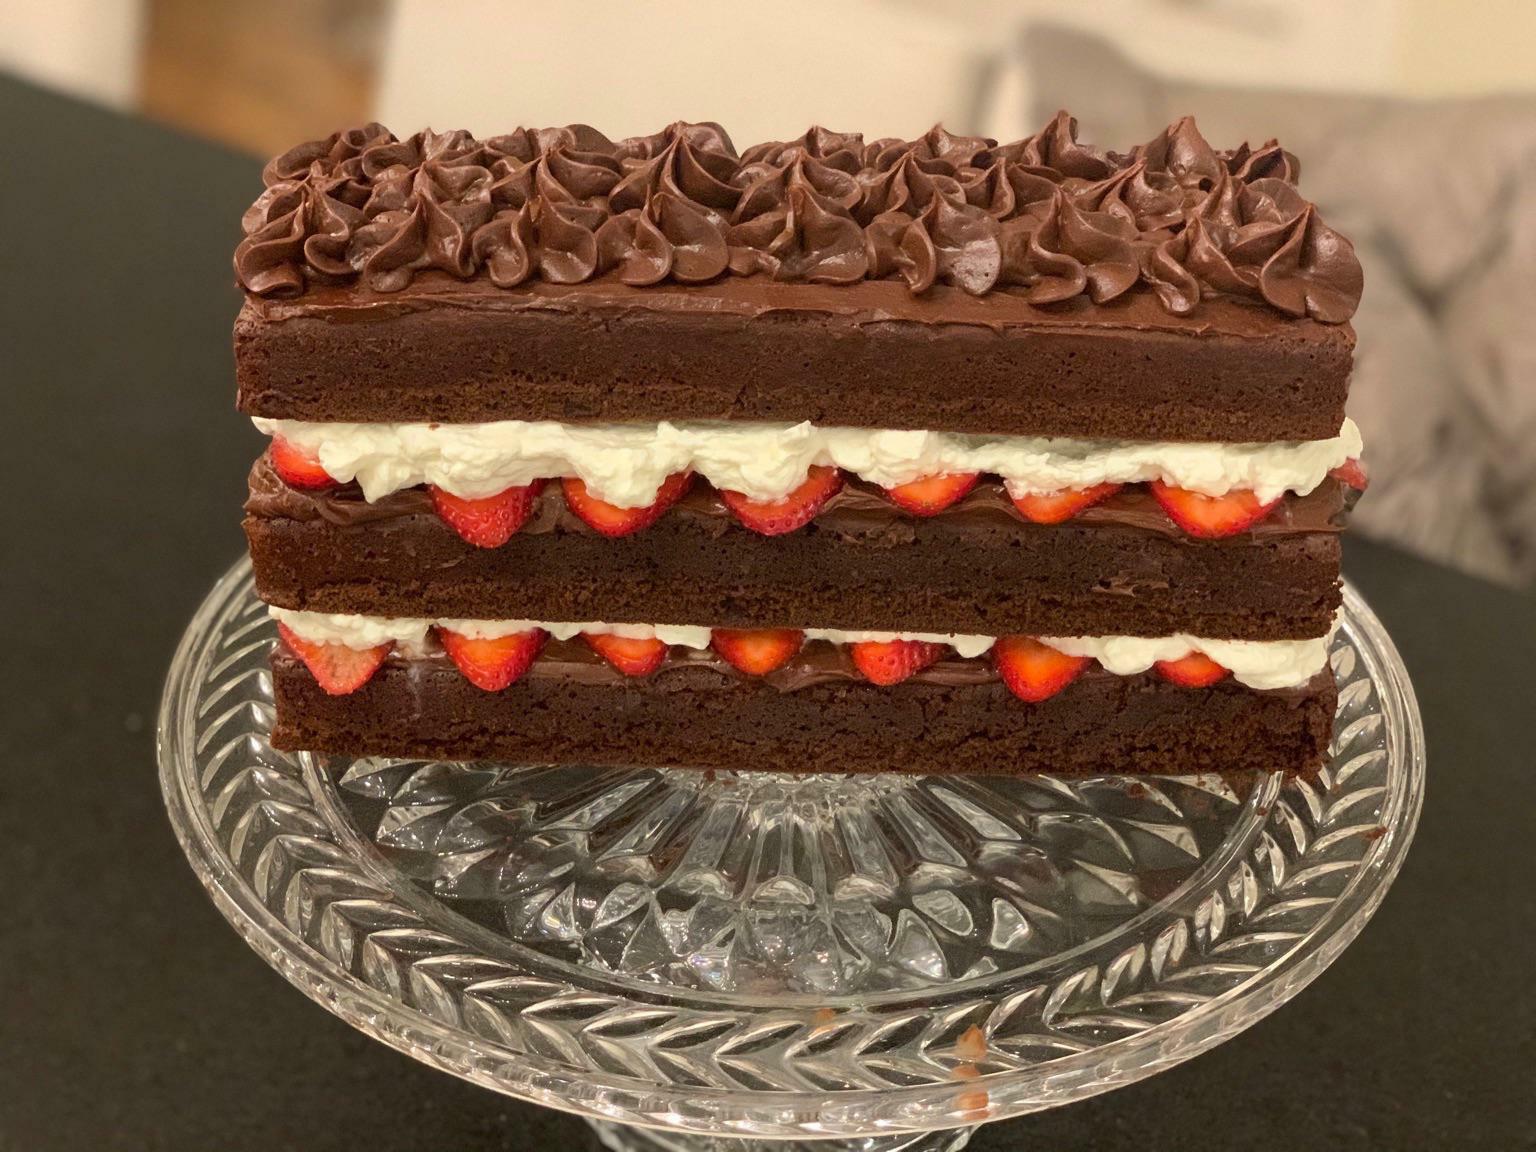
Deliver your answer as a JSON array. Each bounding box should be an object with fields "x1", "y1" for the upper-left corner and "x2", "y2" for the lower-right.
[
  {"x1": 470, "y1": 204, "x2": 536, "y2": 287},
  {"x1": 1014, "y1": 110, "x2": 1114, "y2": 180},
  {"x1": 1135, "y1": 115, "x2": 1229, "y2": 197},
  {"x1": 234, "y1": 113, "x2": 1362, "y2": 321},
  {"x1": 1182, "y1": 173, "x2": 1363, "y2": 322},
  {"x1": 1074, "y1": 161, "x2": 1185, "y2": 234},
  {"x1": 996, "y1": 188, "x2": 1140, "y2": 304},
  {"x1": 1227, "y1": 138, "x2": 1301, "y2": 184}
]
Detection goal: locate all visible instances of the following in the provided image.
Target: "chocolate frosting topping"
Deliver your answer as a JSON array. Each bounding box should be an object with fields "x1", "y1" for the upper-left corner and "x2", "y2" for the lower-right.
[{"x1": 237, "y1": 112, "x2": 1362, "y2": 323}]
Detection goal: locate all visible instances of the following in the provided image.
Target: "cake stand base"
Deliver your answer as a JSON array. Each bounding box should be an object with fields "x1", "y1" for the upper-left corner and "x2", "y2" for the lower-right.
[{"x1": 587, "y1": 1121, "x2": 975, "y2": 1152}]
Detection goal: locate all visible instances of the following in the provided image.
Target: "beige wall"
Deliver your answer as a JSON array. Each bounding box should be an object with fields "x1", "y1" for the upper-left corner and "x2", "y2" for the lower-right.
[
  {"x1": 375, "y1": 0, "x2": 982, "y2": 145},
  {"x1": 1394, "y1": 0, "x2": 1536, "y2": 95},
  {"x1": 0, "y1": 0, "x2": 144, "y2": 107},
  {"x1": 373, "y1": 0, "x2": 1536, "y2": 146},
  {"x1": 2, "y1": 0, "x2": 1533, "y2": 155}
]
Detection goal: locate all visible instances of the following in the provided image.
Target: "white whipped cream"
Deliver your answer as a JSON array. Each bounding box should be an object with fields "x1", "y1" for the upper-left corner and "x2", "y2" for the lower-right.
[
  {"x1": 803, "y1": 629, "x2": 995, "y2": 659},
  {"x1": 1042, "y1": 631, "x2": 1334, "y2": 691},
  {"x1": 270, "y1": 607, "x2": 1334, "y2": 690},
  {"x1": 255, "y1": 417, "x2": 1362, "y2": 508}
]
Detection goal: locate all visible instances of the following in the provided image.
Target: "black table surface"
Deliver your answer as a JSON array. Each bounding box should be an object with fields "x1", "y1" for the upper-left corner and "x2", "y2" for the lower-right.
[{"x1": 3, "y1": 76, "x2": 1533, "y2": 1151}]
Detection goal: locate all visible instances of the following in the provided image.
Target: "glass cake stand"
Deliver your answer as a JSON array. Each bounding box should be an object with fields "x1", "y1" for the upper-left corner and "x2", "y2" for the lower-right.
[{"x1": 159, "y1": 558, "x2": 1423, "y2": 1151}]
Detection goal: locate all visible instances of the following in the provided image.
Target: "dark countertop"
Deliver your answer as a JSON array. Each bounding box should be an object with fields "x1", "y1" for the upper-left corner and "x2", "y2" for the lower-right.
[{"x1": 2, "y1": 76, "x2": 1533, "y2": 1151}]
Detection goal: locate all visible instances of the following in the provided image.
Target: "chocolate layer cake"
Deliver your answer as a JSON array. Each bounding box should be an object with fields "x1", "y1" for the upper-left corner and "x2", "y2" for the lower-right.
[{"x1": 236, "y1": 113, "x2": 1365, "y2": 777}]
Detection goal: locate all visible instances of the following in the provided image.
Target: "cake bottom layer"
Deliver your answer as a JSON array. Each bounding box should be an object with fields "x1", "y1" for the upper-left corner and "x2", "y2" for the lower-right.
[{"x1": 270, "y1": 652, "x2": 1336, "y2": 778}]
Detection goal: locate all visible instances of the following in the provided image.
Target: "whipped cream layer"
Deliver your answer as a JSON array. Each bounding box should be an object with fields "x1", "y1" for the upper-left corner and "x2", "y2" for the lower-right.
[
  {"x1": 255, "y1": 417, "x2": 1363, "y2": 508},
  {"x1": 271, "y1": 608, "x2": 1335, "y2": 691}
]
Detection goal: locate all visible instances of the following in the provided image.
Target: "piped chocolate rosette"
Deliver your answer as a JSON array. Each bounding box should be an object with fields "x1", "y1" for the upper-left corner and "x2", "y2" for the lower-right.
[{"x1": 236, "y1": 113, "x2": 1365, "y2": 778}]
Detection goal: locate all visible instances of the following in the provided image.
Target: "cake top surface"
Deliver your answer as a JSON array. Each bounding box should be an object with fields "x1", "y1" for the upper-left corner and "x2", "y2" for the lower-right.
[{"x1": 235, "y1": 111, "x2": 1363, "y2": 323}]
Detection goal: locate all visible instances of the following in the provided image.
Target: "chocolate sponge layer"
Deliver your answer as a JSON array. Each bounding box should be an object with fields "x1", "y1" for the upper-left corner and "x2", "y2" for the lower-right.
[
  {"x1": 270, "y1": 651, "x2": 1336, "y2": 778},
  {"x1": 235, "y1": 277, "x2": 1354, "y2": 442},
  {"x1": 245, "y1": 468, "x2": 1343, "y2": 640}
]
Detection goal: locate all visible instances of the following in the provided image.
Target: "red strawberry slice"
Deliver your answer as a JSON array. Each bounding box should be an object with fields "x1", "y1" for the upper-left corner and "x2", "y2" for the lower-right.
[
  {"x1": 437, "y1": 627, "x2": 547, "y2": 691},
  {"x1": 849, "y1": 638, "x2": 946, "y2": 686},
  {"x1": 563, "y1": 472, "x2": 693, "y2": 537},
  {"x1": 1329, "y1": 458, "x2": 1369, "y2": 491},
  {"x1": 883, "y1": 472, "x2": 980, "y2": 516},
  {"x1": 1149, "y1": 482, "x2": 1279, "y2": 539},
  {"x1": 276, "y1": 622, "x2": 389, "y2": 695},
  {"x1": 710, "y1": 628, "x2": 804, "y2": 676},
  {"x1": 430, "y1": 481, "x2": 545, "y2": 548},
  {"x1": 584, "y1": 632, "x2": 669, "y2": 676},
  {"x1": 721, "y1": 466, "x2": 844, "y2": 536},
  {"x1": 1154, "y1": 652, "x2": 1230, "y2": 687},
  {"x1": 993, "y1": 635, "x2": 1091, "y2": 702},
  {"x1": 1010, "y1": 482, "x2": 1123, "y2": 525},
  {"x1": 269, "y1": 436, "x2": 335, "y2": 490}
]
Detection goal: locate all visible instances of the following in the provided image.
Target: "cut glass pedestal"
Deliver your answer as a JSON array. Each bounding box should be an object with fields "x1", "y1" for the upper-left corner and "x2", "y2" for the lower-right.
[{"x1": 160, "y1": 559, "x2": 1423, "y2": 1150}]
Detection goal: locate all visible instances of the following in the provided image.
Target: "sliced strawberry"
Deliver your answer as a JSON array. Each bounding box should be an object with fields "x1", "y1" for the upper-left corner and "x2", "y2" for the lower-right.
[
  {"x1": 849, "y1": 638, "x2": 946, "y2": 686},
  {"x1": 269, "y1": 436, "x2": 335, "y2": 490},
  {"x1": 1010, "y1": 482, "x2": 1122, "y2": 525},
  {"x1": 993, "y1": 635, "x2": 1091, "y2": 702},
  {"x1": 1149, "y1": 482, "x2": 1279, "y2": 539},
  {"x1": 1329, "y1": 458, "x2": 1369, "y2": 491},
  {"x1": 430, "y1": 480, "x2": 545, "y2": 548},
  {"x1": 883, "y1": 472, "x2": 980, "y2": 516},
  {"x1": 1154, "y1": 652, "x2": 1230, "y2": 687},
  {"x1": 720, "y1": 466, "x2": 844, "y2": 536},
  {"x1": 438, "y1": 627, "x2": 547, "y2": 691},
  {"x1": 276, "y1": 622, "x2": 388, "y2": 695},
  {"x1": 710, "y1": 628, "x2": 804, "y2": 676},
  {"x1": 563, "y1": 472, "x2": 692, "y2": 537},
  {"x1": 584, "y1": 632, "x2": 669, "y2": 676}
]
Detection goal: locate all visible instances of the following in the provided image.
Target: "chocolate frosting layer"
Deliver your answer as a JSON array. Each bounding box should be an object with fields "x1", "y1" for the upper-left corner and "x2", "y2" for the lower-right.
[
  {"x1": 245, "y1": 455, "x2": 1352, "y2": 541},
  {"x1": 236, "y1": 113, "x2": 1362, "y2": 323}
]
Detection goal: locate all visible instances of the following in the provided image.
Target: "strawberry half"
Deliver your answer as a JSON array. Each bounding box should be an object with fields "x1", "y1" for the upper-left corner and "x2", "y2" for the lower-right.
[
  {"x1": 721, "y1": 466, "x2": 844, "y2": 536},
  {"x1": 584, "y1": 632, "x2": 669, "y2": 676},
  {"x1": 710, "y1": 628, "x2": 804, "y2": 676},
  {"x1": 277, "y1": 622, "x2": 389, "y2": 695},
  {"x1": 438, "y1": 627, "x2": 547, "y2": 691},
  {"x1": 1329, "y1": 458, "x2": 1369, "y2": 491},
  {"x1": 883, "y1": 472, "x2": 980, "y2": 516},
  {"x1": 563, "y1": 472, "x2": 693, "y2": 537},
  {"x1": 849, "y1": 639, "x2": 946, "y2": 686},
  {"x1": 993, "y1": 636, "x2": 1091, "y2": 702},
  {"x1": 1154, "y1": 651, "x2": 1230, "y2": 687},
  {"x1": 430, "y1": 480, "x2": 545, "y2": 548},
  {"x1": 269, "y1": 436, "x2": 335, "y2": 490},
  {"x1": 1010, "y1": 482, "x2": 1122, "y2": 525},
  {"x1": 1149, "y1": 482, "x2": 1279, "y2": 539}
]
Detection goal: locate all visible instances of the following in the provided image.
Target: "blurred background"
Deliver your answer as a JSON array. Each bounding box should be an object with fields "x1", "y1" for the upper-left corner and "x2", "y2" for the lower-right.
[{"x1": 5, "y1": 0, "x2": 1535, "y2": 589}]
